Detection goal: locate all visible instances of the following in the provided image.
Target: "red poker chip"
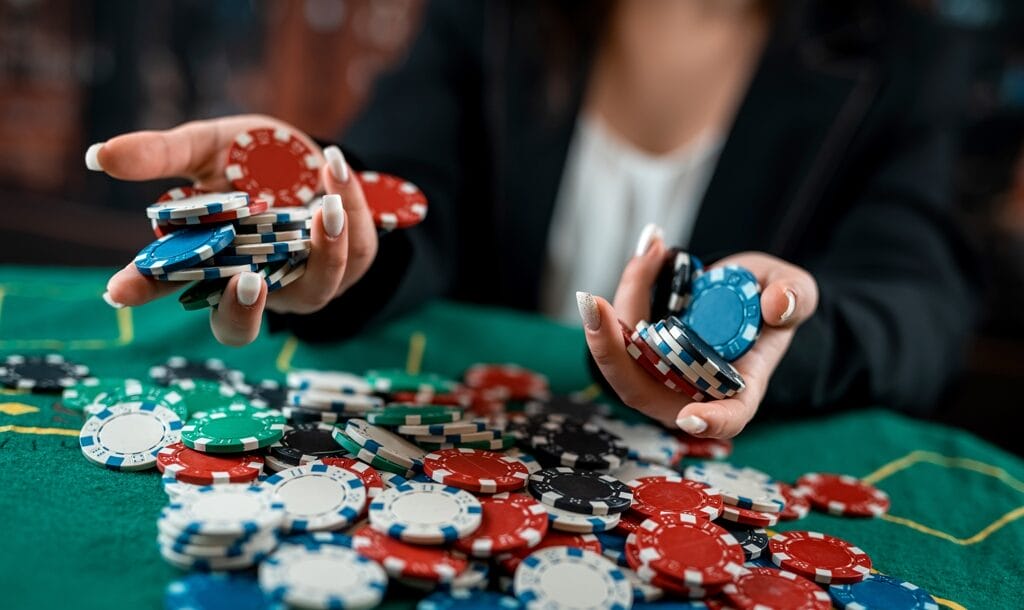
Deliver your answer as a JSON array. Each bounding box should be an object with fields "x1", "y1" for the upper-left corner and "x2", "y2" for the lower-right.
[
  {"x1": 718, "y1": 503, "x2": 779, "y2": 527},
  {"x1": 674, "y1": 433, "x2": 733, "y2": 460},
  {"x1": 356, "y1": 171, "x2": 428, "y2": 230},
  {"x1": 351, "y1": 524, "x2": 468, "y2": 582},
  {"x1": 795, "y1": 473, "x2": 890, "y2": 518},
  {"x1": 634, "y1": 514, "x2": 745, "y2": 587},
  {"x1": 156, "y1": 442, "x2": 263, "y2": 485},
  {"x1": 624, "y1": 532, "x2": 723, "y2": 598},
  {"x1": 423, "y1": 448, "x2": 529, "y2": 494},
  {"x1": 723, "y1": 567, "x2": 831, "y2": 610},
  {"x1": 627, "y1": 476, "x2": 724, "y2": 521},
  {"x1": 226, "y1": 127, "x2": 321, "y2": 207},
  {"x1": 768, "y1": 531, "x2": 873, "y2": 584},
  {"x1": 778, "y1": 482, "x2": 811, "y2": 521},
  {"x1": 463, "y1": 363, "x2": 549, "y2": 401},
  {"x1": 615, "y1": 510, "x2": 646, "y2": 536},
  {"x1": 453, "y1": 492, "x2": 548, "y2": 557},
  {"x1": 319, "y1": 456, "x2": 384, "y2": 500},
  {"x1": 496, "y1": 530, "x2": 601, "y2": 574},
  {"x1": 165, "y1": 197, "x2": 271, "y2": 225}
]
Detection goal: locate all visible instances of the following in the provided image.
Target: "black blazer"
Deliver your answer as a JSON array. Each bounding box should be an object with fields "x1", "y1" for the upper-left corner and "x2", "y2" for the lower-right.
[{"x1": 278, "y1": 0, "x2": 978, "y2": 416}]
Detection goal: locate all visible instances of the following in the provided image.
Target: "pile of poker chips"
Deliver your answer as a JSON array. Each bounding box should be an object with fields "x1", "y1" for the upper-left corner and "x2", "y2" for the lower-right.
[
  {"x1": 47, "y1": 354, "x2": 935, "y2": 610},
  {"x1": 118, "y1": 124, "x2": 430, "y2": 312}
]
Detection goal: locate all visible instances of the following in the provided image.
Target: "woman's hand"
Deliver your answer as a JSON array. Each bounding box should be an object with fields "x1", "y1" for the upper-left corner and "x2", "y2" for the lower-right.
[
  {"x1": 92, "y1": 115, "x2": 379, "y2": 346},
  {"x1": 577, "y1": 227, "x2": 819, "y2": 438}
]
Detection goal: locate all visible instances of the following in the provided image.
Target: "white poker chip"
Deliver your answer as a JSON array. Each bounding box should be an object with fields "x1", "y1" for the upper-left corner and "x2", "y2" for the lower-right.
[
  {"x1": 345, "y1": 419, "x2": 428, "y2": 469},
  {"x1": 545, "y1": 504, "x2": 621, "y2": 534},
  {"x1": 513, "y1": 547, "x2": 632, "y2": 610},
  {"x1": 79, "y1": 400, "x2": 183, "y2": 471},
  {"x1": 263, "y1": 463, "x2": 367, "y2": 533},
  {"x1": 286, "y1": 369, "x2": 372, "y2": 394},
  {"x1": 369, "y1": 481, "x2": 482, "y2": 544},
  {"x1": 259, "y1": 542, "x2": 387, "y2": 610},
  {"x1": 610, "y1": 459, "x2": 677, "y2": 485},
  {"x1": 288, "y1": 390, "x2": 384, "y2": 413},
  {"x1": 162, "y1": 484, "x2": 286, "y2": 536},
  {"x1": 595, "y1": 417, "x2": 682, "y2": 466},
  {"x1": 145, "y1": 191, "x2": 249, "y2": 220},
  {"x1": 622, "y1": 566, "x2": 664, "y2": 602},
  {"x1": 684, "y1": 462, "x2": 785, "y2": 512}
]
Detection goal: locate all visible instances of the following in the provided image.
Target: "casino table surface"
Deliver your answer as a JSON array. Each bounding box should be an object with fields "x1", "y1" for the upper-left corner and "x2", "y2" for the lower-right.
[{"x1": 1, "y1": 265, "x2": 1022, "y2": 610}]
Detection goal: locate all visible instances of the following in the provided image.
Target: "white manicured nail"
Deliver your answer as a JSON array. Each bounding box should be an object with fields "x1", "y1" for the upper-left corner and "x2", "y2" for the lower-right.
[
  {"x1": 780, "y1": 289, "x2": 797, "y2": 322},
  {"x1": 236, "y1": 272, "x2": 262, "y2": 306},
  {"x1": 576, "y1": 291, "x2": 601, "y2": 331},
  {"x1": 324, "y1": 146, "x2": 349, "y2": 183},
  {"x1": 676, "y1": 415, "x2": 708, "y2": 435},
  {"x1": 101, "y1": 291, "x2": 124, "y2": 309},
  {"x1": 634, "y1": 223, "x2": 663, "y2": 257},
  {"x1": 85, "y1": 142, "x2": 105, "y2": 171},
  {"x1": 322, "y1": 193, "x2": 345, "y2": 238}
]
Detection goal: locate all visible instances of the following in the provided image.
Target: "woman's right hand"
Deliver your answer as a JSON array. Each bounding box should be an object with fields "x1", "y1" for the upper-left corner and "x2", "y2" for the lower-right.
[{"x1": 91, "y1": 114, "x2": 380, "y2": 346}]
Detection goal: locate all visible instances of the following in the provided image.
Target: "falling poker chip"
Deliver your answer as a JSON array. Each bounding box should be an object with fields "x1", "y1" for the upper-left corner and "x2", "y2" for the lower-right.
[
  {"x1": 527, "y1": 467, "x2": 634, "y2": 516},
  {"x1": 1, "y1": 353, "x2": 91, "y2": 392}
]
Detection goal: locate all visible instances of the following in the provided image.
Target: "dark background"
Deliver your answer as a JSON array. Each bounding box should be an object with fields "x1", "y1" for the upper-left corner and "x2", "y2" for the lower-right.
[{"x1": 0, "y1": 0, "x2": 1022, "y2": 454}]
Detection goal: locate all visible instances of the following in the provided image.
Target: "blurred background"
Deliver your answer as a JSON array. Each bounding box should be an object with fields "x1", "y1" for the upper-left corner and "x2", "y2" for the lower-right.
[{"x1": 0, "y1": 0, "x2": 1022, "y2": 453}]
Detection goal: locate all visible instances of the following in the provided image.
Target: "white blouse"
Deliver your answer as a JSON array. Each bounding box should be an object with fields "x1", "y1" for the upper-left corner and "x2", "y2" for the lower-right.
[{"x1": 539, "y1": 114, "x2": 724, "y2": 323}]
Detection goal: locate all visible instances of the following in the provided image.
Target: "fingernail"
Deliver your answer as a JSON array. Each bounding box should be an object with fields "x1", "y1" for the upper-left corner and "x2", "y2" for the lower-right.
[
  {"x1": 780, "y1": 289, "x2": 797, "y2": 322},
  {"x1": 676, "y1": 414, "x2": 708, "y2": 435},
  {"x1": 324, "y1": 146, "x2": 349, "y2": 183},
  {"x1": 576, "y1": 291, "x2": 601, "y2": 331},
  {"x1": 236, "y1": 272, "x2": 262, "y2": 306},
  {"x1": 101, "y1": 291, "x2": 124, "y2": 309},
  {"x1": 85, "y1": 142, "x2": 105, "y2": 171},
  {"x1": 322, "y1": 193, "x2": 345, "y2": 238},
  {"x1": 634, "y1": 223, "x2": 663, "y2": 257}
]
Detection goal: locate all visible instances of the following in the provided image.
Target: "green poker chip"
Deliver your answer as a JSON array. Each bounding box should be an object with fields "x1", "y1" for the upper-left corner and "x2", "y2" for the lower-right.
[
  {"x1": 168, "y1": 378, "x2": 249, "y2": 417},
  {"x1": 87, "y1": 382, "x2": 188, "y2": 422},
  {"x1": 331, "y1": 427, "x2": 418, "y2": 477},
  {"x1": 181, "y1": 404, "x2": 286, "y2": 453},
  {"x1": 178, "y1": 279, "x2": 229, "y2": 311},
  {"x1": 364, "y1": 369, "x2": 459, "y2": 394},
  {"x1": 416, "y1": 433, "x2": 518, "y2": 452},
  {"x1": 61, "y1": 377, "x2": 142, "y2": 412},
  {"x1": 364, "y1": 403, "x2": 463, "y2": 426}
]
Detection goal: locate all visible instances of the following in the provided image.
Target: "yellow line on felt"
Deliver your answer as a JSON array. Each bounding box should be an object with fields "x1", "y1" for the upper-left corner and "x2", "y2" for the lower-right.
[
  {"x1": 879, "y1": 505, "x2": 1024, "y2": 546},
  {"x1": 276, "y1": 335, "x2": 299, "y2": 373},
  {"x1": 116, "y1": 306, "x2": 134, "y2": 345},
  {"x1": 864, "y1": 451, "x2": 1024, "y2": 494},
  {"x1": 0, "y1": 425, "x2": 78, "y2": 437},
  {"x1": 933, "y1": 596, "x2": 968, "y2": 610},
  {"x1": 406, "y1": 332, "x2": 426, "y2": 375}
]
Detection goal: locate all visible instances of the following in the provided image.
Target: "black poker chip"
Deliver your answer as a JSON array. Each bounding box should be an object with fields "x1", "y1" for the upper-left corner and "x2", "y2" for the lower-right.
[
  {"x1": 148, "y1": 356, "x2": 244, "y2": 388},
  {"x1": 269, "y1": 422, "x2": 350, "y2": 465},
  {"x1": 527, "y1": 466, "x2": 634, "y2": 516},
  {"x1": 662, "y1": 317, "x2": 745, "y2": 392},
  {"x1": 651, "y1": 247, "x2": 684, "y2": 321},
  {"x1": 0, "y1": 354, "x2": 91, "y2": 392},
  {"x1": 523, "y1": 394, "x2": 611, "y2": 422},
  {"x1": 527, "y1": 419, "x2": 628, "y2": 471},
  {"x1": 668, "y1": 251, "x2": 701, "y2": 315},
  {"x1": 720, "y1": 523, "x2": 769, "y2": 560},
  {"x1": 239, "y1": 379, "x2": 287, "y2": 409}
]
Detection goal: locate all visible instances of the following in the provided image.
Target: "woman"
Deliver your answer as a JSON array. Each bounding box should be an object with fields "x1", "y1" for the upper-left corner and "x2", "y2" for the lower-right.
[{"x1": 92, "y1": 0, "x2": 977, "y2": 438}]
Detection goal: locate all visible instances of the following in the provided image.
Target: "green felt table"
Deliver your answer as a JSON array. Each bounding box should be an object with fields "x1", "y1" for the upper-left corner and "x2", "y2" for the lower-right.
[{"x1": 1, "y1": 265, "x2": 1021, "y2": 610}]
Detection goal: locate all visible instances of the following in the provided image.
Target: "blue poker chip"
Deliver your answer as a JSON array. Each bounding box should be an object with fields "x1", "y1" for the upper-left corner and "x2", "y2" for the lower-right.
[
  {"x1": 829, "y1": 573, "x2": 939, "y2": 610},
  {"x1": 638, "y1": 325, "x2": 734, "y2": 399},
  {"x1": 658, "y1": 319, "x2": 746, "y2": 392},
  {"x1": 134, "y1": 224, "x2": 237, "y2": 276},
  {"x1": 683, "y1": 265, "x2": 762, "y2": 362},
  {"x1": 164, "y1": 572, "x2": 271, "y2": 610},
  {"x1": 418, "y1": 590, "x2": 522, "y2": 610},
  {"x1": 214, "y1": 251, "x2": 291, "y2": 266},
  {"x1": 280, "y1": 531, "x2": 353, "y2": 549},
  {"x1": 595, "y1": 530, "x2": 629, "y2": 566}
]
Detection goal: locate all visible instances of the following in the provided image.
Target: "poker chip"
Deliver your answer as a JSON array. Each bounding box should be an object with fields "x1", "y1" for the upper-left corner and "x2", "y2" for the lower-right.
[
  {"x1": 418, "y1": 434, "x2": 519, "y2": 453},
  {"x1": 614, "y1": 510, "x2": 645, "y2": 536},
  {"x1": 624, "y1": 531, "x2": 720, "y2": 598},
  {"x1": 398, "y1": 419, "x2": 488, "y2": 436},
  {"x1": 720, "y1": 523, "x2": 770, "y2": 561},
  {"x1": 682, "y1": 265, "x2": 762, "y2": 362},
  {"x1": 397, "y1": 559, "x2": 491, "y2": 593},
  {"x1": 153, "y1": 262, "x2": 259, "y2": 282},
  {"x1": 178, "y1": 279, "x2": 228, "y2": 310},
  {"x1": 453, "y1": 492, "x2": 548, "y2": 557},
  {"x1": 164, "y1": 572, "x2": 268, "y2": 610},
  {"x1": 345, "y1": 418, "x2": 428, "y2": 468},
  {"x1": 423, "y1": 448, "x2": 529, "y2": 493},
  {"x1": 796, "y1": 472, "x2": 891, "y2": 518},
  {"x1": 528, "y1": 420, "x2": 629, "y2": 471},
  {"x1": 160, "y1": 543, "x2": 270, "y2": 571},
  {"x1": 828, "y1": 573, "x2": 939, "y2": 610},
  {"x1": 634, "y1": 514, "x2": 745, "y2": 587},
  {"x1": 265, "y1": 256, "x2": 309, "y2": 294},
  {"x1": 289, "y1": 389, "x2": 384, "y2": 413},
  {"x1": 331, "y1": 427, "x2": 418, "y2": 477},
  {"x1": 79, "y1": 401, "x2": 183, "y2": 471},
  {"x1": 164, "y1": 197, "x2": 272, "y2": 225},
  {"x1": 366, "y1": 404, "x2": 463, "y2": 426},
  {"x1": 638, "y1": 324, "x2": 731, "y2": 400},
  {"x1": 232, "y1": 229, "x2": 310, "y2": 244},
  {"x1": 685, "y1": 463, "x2": 785, "y2": 513},
  {"x1": 238, "y1": 207, "x2": 314, "y2": 225},
  {"x1": 167, "y1": 378, "x2": 247, "y2": 417},
  {"x1": 624, "y1": 323, "x2": 708, "y2": 399},
  {"x1": 610, "y1": 460, "x2": 676, "y2": 485},
  {"x1": 240, "y1": 379, "x2": 287, "y2": 409},
  {"x1": 163, "y1": 484, "x2": 286, "y2": 536},
  {"x1": 392, "y1": 390, "x2": 473, "y2": 408},
  {"x1": 669, "y1": 251, "x2": 703, "y2": 314},
  {"x1": 85, "y1": 381, "x2": 187, "y2": 421},
  {"x1": 662, "y1": 318, "x2": 746, "y2": 392},
  {"x1": 778, "y1": 482, "x2": 812, "y2": 521},
  {"x1": 287, "y1": 369, "x2": 371, "y2": 394},
  {"x1": 723, "y1": 567, "x2": 831, "y2": 610},
  {"x1": 149, "y1": 356, "x2": 245, "y2": 388},
  {"x1": 352, "y1": 524, "x2": 469, "y2": 582},
  {"x1": 595, "y1": 418, "x2": 681, "y2": 465},
  {"x1": 463, "y1": 363, "x2": 549, "y2": 400},
  {"x1": 369, "y1": 481, "x2": 482, "y2": 544},
  {"x1": 623, "y1": 566, "x2": 665, "y2": 603},
  {"x1": 419, "y1": 590, "x2": 522, "y2": 610},
  {"x1": 527, "y1": 467, "x2": 634, "y2": 516},
  {"x1": 513, "y1": 547, "x2": 632, "y2": 610},
  {"x1": 627, "y1": 476, "x2": 724, "y2": 520},
  {"x1": 226, "y1": 127, "x2": 321, "y2": 207},
  {"x1": 269, "y1": 422, "x2": 350, "y2": 465},
  {"x1": 264, "y1": 462, "x2": 367, "y2": 533},
  {"x1": 222, "y1": 239, "x2": 311, "y2": 256},
  {"x1": 133, "y1": 225, "x2": 236, "y2": 276},
  {"x1": 718, "y1": 504, "x2": 779, "y2": 527},
  {"x1": 1, "y1": 353, "x2": 91, "y2": 392},
  {"x1": 365, "y1": 369, "x2": 459, "y2": 394},
  {"x1": 318, "y1": 457, "x2": 383, "y2": 500},
  {"x1": 496, "y1": 531, "x2": 602, "y2": 575},
  {"x1": 181, "y1": 404, "x2": 286, "y2": 453},
  {"x1": 412, "y1": 428, "x2": 504, "y2": 445},
  {"x1": 768, "y1": 531, "x2": 873, "y2": 584},
  {"x1": 545, "y1": 503, "x2": 621, "y2": 533},
  {"x1": 146, "y1": 191, "x2": 249, "y2": 220},
  {"x1": 235, "y1": 218, "x2": 313, "y2": 234},
  {"x1": 279, "y1": 531, "x2": 354, "y2": 550},
  {"x1": 158, "y1": 529, "x2": 277, "y2": 558},
  {"x1": 63, "y1": 377, "x2": 138, "y2": 411},
  {"x1": 282, "y1": 406, "x2": 348, "y2": 425},
  {"x1": 263, "y1": 453, "x2": 296, "y2": 473},
  {"x1": 675, "y1": 434, "x2": 733, "y2": 460},
  {"x1": 259, "y1": 542, "x2": 387, "y2": 609},
  {"x1": 651, "y1": 322, "x2": 740, "y2": 399},
  {"x1": 157, "y1": 442, "x2": 264, "y2": 485},
  {"x1": 357, "y1": 171, "x2": 428, "y2": 230}
]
